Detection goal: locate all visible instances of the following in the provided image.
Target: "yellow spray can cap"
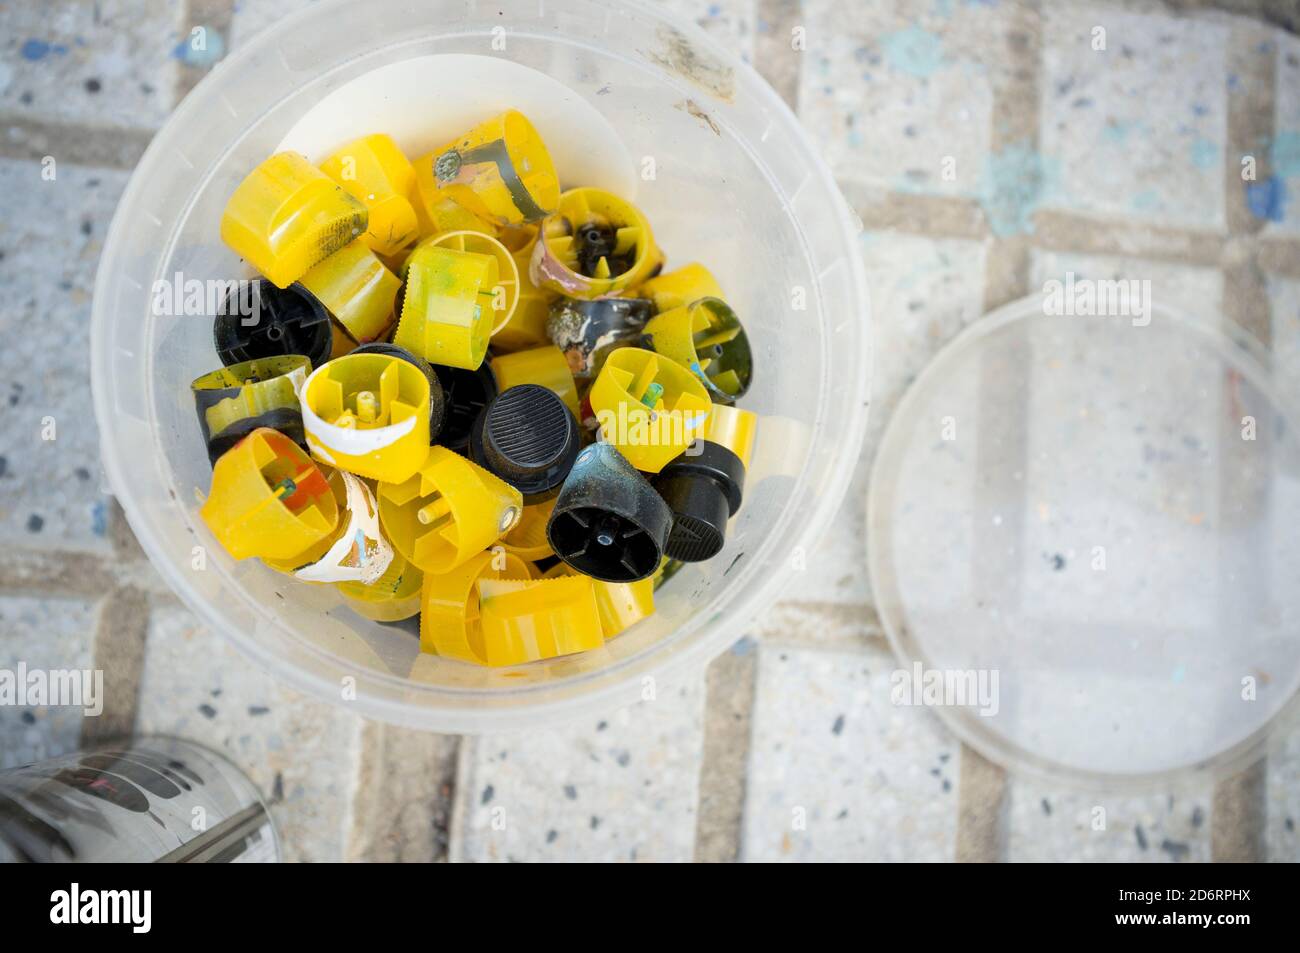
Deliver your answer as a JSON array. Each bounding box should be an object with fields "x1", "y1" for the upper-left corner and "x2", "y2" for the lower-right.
[
  {"x1": 300, "y1": 351, "x2": 431, "y2": 483},
  {"x1": 318, "y1": 134, "x2": 420, "y2": 257},
  {"x1": 378, "y1": 445, "x2": 523, "y2": 574},
  {"x1": 427, "y1": 110, "x2": 560, "y2": 226},
  {"x1": 393, "y1": 243, "x2": 497, "y2": 370},
  {"x1": 592, "y1": 577, "x2": 655, "y2": 639},
  {"x1": 261, "y1": 468, "x2": 349, "y2": 575},
  {"x1": 200, "y1": 427, "x2": 339, "y2": 562},
  {"x1": 642, "y1": 296, "x2": 753, "y2": 404},
  {"x1": 587, "y1": 347, "x2": 711, "y2": 473},
  {"x1": 220, "y1": 151, "x2": 367, "y2": 289},
  {"x1": 299, "y1": 240, "x2": 402, "y2": 345},
  {"x1": 541, "y1": 564, "x2": 655, "y2": 639},
  {"x1": 419, "y1": 548, "x2": 529, "y2": 661},
  {"x1": 407, "y1": 229, "x2": 519, "y2": 334},
  {"x1": 529, "y1": 188, "x2": 658, "y2": 299},
  {"x1": 703, "y1": 404, "x2": 757, "y2": 469},
  {"x1": 408, "y1": 155, "x2": 498, "y2": 240},
  {"x1": 337, "y1": 552, "x2": 424, "y2": 622},
  {"x1": 636, "y1": 262, "x2": 725, "y2": 312},
  {"x1": 476, "y1": 575, "x2": 605, "y2": 666}
]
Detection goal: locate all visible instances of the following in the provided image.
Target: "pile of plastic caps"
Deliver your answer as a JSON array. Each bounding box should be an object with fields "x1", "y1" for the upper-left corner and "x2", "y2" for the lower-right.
[{"x1": 196, "y1": 110, "x2": 754, "y2": 667}]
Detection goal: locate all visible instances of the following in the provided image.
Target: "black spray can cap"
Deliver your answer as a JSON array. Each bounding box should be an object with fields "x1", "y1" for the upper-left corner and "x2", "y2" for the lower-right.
[
  {"x1": 432, "y1": 362, "x2": 498, "y2": 453},
  {"x1": 546, "y1": 296, "x2": 655, "y2": 379},
  {"x1": 470, "y1": 384, "x2": 580, "y2": 503},
  {"x1": 214, "y1": 279, "x2": 332, "y2": 370},
  {"x1": 546, "y1": 441, "x2": 672, "y2": 582},
  {"x1": 652, "y1": 440, "x2": 745, "y2": 562}
]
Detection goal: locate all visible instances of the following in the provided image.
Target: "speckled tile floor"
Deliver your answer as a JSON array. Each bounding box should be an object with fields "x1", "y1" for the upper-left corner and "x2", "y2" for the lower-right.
[{"x1": 2, "y1": 0, "x2": 1299, "y2": 862}]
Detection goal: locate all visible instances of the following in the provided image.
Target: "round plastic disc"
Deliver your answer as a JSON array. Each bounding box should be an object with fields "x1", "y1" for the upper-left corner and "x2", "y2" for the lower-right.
[{"x1": 868, "y1": 298, "x2": 1300, "y2": 785}]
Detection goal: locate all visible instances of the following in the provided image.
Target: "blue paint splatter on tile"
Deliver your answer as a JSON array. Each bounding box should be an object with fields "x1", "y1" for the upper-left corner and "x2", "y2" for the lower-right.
[
  {"x1": 1131, "y1": 190, "x2": 1161, "y2": 212},
  {"x1": 892, "y1": 171, "x2": 928, "y2": 195},
  {"x1": 1273, "y1": 130, "x2": 1300, "y2": 179},
  {"x1": 1102, "y1": 120, "x2": 1149, "y2": 146},
  {"x1": 91, "y1": 500, "x2": 108, "y2": 537},
  {"x1": 880, "y1": 27, "x2": 944, "y2": 79},
  {"x1": 731, "y1": 636, "x2": 756, "y2": 656},
  {"x1": 20, "y1": 39, "x2": 68, "y2": 61},
  {"x1": 1190, "y1": 138, "x2": 1218, "y2": 170},
  {"x1": 977, "y1": 143, "x2": 1059, "y2": 236},
  {"x1": 1245, "y1": 176, "x2": 1286, "y2": 222}
]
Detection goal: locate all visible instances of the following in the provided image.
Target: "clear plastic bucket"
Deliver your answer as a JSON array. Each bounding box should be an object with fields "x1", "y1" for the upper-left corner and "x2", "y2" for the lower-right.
[{"x1": 91, "y1": 0, "x2": 869, "y2": 732}]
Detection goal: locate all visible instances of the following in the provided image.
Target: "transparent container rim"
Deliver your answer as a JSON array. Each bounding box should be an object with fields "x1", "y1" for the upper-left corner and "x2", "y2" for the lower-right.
[{"x1": 91, "y1": 0, "x2": 872, "y2": 732}]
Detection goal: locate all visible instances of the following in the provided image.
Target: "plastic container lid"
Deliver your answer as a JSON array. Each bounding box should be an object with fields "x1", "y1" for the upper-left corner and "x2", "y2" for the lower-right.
[{"x1": 868, "y1": 297, "x2": 1300, "y2": 786}]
